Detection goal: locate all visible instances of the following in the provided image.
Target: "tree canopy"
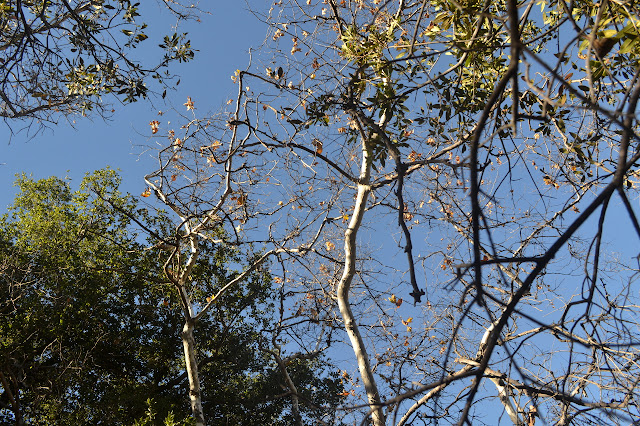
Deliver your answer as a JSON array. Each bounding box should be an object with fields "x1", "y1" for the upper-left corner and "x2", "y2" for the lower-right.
[
  {"x1": 0, "y1": 169, "x2": 345, "y2": 425},
  {"x1": 3, "y1": 0, "x2": 640, "y2": 424},
  {"x1": 0, "y1": 0, "x2": 196, "y2": 128}
]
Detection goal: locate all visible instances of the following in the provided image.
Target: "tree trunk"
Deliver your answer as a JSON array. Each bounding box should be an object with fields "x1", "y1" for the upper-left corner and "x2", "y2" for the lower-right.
[
  {"x1": 337, "y1": 141, "x2": 385, "y2": 426},
  {"x1": 0, "y1": 370, "x2": 24, "y2": 426},
  {"x1": 182, "y1": 319, "x2": 205, "y2": 426}
]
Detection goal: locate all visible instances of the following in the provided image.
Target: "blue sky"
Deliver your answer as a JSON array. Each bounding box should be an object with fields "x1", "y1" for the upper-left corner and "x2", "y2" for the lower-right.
[
  {"x1": 2, "y1": 0, "x2": 636, "y2": 257},
  {"x1": 0, "y1": 2, "x2": 262, "y2": 211}
]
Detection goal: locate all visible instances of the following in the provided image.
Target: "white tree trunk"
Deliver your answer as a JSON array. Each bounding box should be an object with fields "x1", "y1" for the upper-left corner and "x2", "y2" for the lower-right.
[
  {"x1": 488, "y1": 376, "x2": 522, "y2": 425},
  {"x1": 182, "y1": 319, "x2": 205, "y2": 426},
  {"x1": 337, "y1": 141, "x2": 385, "y2": 426}
]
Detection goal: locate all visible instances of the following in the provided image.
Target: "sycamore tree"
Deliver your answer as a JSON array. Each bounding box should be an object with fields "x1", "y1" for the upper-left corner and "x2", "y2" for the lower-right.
[
  {"x1": 0, "y1": 169, "x2": 345, "y2": 425},
  {"x1": 0, "y1": 0, "x2": 196, "y2": 131},
  {"x1": 141, "y1": 0, "x2": 640, "y2": 424}
]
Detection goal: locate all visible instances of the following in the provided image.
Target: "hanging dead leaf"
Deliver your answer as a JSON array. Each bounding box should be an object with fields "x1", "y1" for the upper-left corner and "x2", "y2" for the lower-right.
[
  {"x1": 312, "y1": 138, "x2": 323, "y2": 154},
  {"x1": 389, "y1": 294, "x2": 403, "y2": 307},
  {"x1": 543, "y1": 175, "x2": 559, "y2": 189},
  {"x1": 184, "y1": 96, "x2": 195, "y2": 110},
  {"x1": 401, "y1": 317, "x2": 413, "y2": 326},
  {"x1": 149, "y1": 120, "x2": 160, "y2": 134},
  {"x1": 403, "y1": 204, "x2": 413, "y2": 221},
  {"x1": 235, "y1": 193, "x2": 247, "y2": 205}
]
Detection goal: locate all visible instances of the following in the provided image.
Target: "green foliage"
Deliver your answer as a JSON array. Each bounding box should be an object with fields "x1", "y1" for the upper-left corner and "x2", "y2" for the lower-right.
[
  {"x1": 132, "y1": 399, "x2": 194, "y2": 426},
  {"x1": 0, "y1": 169, "x2": 345, "y2": 425},
  {"x1": 299, "y1": 0, "x2": 640, "y2": 186},
  {"x1": 0, "y1": 1, "x2": 196, "y2": 123}
]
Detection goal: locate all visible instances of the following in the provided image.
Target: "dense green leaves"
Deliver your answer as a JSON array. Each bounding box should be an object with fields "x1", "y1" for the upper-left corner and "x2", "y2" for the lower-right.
[{"x1": 0, "y1": 169, "x2": 345, "y2": 425}]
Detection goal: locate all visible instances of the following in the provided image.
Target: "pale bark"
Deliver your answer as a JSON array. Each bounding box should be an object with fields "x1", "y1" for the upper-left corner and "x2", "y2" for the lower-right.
[
  {"x1": 182, "y1": 319, "x2": 205, "y2": 426},
  {"x1": 336, "y1": 139, "x2": 385, "y2": 426},
  {"x1": 487, "y1": 376, "x2": 522, "y2": 425},
  {"x1": 457, "y1": 357, "x2": 525, "y2": 425},
  {"x1": 266, "y1": 348, "x2": 303, "y2": 426},
  {"x1": 396, "y1": 384, "x2": 446, "y2": 426}
]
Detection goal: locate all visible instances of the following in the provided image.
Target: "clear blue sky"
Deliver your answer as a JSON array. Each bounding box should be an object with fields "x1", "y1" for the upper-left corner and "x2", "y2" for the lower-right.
[{"x1": 0, "y1": 2, "x2": 262, "y2": 211}]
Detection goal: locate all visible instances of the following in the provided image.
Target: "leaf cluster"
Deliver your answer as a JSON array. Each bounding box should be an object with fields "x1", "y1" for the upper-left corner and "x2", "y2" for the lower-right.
[{"x1": 0, "y1": 0, "x2": 196, "y2": 127}]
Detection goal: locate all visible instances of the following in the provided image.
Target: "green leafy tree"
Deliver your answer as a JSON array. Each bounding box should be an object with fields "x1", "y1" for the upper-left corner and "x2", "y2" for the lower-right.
[
  {"x1": 0, "y1": 169, "x2": 346, "y2": 425},
  {"x1": 0, "y1": 0, "x2": 196, "y2": 128}
]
